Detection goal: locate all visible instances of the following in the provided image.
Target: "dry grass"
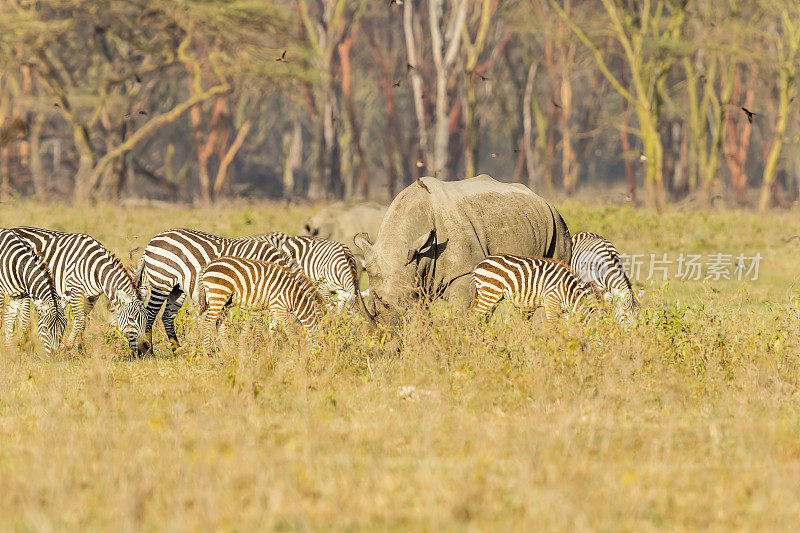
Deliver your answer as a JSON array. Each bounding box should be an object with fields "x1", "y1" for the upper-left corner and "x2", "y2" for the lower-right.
[{"x1": 0, "y1": 200, "x2": 799, "y2": 530}]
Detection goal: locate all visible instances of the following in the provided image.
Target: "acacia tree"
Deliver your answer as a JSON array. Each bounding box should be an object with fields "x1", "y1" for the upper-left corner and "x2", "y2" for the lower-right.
[
  {"x1": 759, "y1": 3, "x2": 800, "y2": 211},
  {"x1": 554, "y1": 0, "x2": 685, "y2": 212}
]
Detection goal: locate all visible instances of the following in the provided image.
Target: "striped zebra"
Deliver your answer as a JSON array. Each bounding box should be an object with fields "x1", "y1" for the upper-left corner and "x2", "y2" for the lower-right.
[
  {"x1": 469, "y1": 254, "x2": 598, "y2": 323},
  {"x1": 279, "y1": 236, "x2": 375, "y2": 324},
  {"x1": 0, "y1": 229, "x2": 66, "y2": 354},
  {"x1": 570, "y1": 231, "x2": 639, "y2": 324},
  {"x1": 134, "y1": 228, "x2": 292, "y2": 353},
  {"x1": 247, "y1": 231, "x2": 290, "y2": 250},
  {"x1": 198, "y1": 257, "x2": 326, "y2": 353},
  {"x1": 11, "y1": 227, "x2": 149, "y2": 353}
]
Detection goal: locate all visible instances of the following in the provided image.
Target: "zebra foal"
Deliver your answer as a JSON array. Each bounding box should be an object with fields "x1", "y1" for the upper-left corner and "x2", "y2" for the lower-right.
[
  {"x1": 0, "y1": 230, "x2": 66, "y2": 354},
  {"x1": 198, "y1": 257, "x2": 325, "y2": 353},
  {"x1": 469, "y1": 254, "x2": 597, "y2": 323},
  {"x1": 135, "y1": 229, "x2": 292, "y2": 354},
  {"x1": 570, "y1": 231, "x2": 639, "y2": 324},
  {"x1": 11, "y1": 227, "x2": 149, "y2": 353}
]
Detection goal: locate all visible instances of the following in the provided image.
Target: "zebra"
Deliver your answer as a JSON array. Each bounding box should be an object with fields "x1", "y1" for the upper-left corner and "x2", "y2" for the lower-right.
[
  {"x1": 198, "y1": 256, "x2": 326, "y2": 353},
  {"x1": 11, "y1": 227, "x2": 150, "y2": 353},
  {"x1": 0, "y1": 229, "x2": 66, "y2": 354},
  {"x1": 246, "y1": 231, "x2": 291, "y2": 250},
  {"x1": 469, "y1": 254, "x2": 598, "y2": 323},
  {"x1": 134, "y1": 228, "x2": 293, "y2": 354},
  {"x1": 570, "y1": 231, "x2": 639, "y2": 324},
  {"x1": 279, "y1": 236, "x2": 375, "y2": 324}
]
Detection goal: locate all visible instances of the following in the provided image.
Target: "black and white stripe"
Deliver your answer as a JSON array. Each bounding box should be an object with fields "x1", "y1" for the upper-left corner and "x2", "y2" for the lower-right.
[
  {"x1": 135, "y1": 228, "x2": 292, "y2": 353},
  {"x1": 0, "y1": 229, "x2": 66, "y2": 354},
  {"x1": 469, "y1": 254, "x2": 596, "y2": 322},
  {"x1": 247, "y1": 231, "x2": 290, "y2": 250},
  {"x1": 11, "y1": 227, "x2": 149, "y2": 353},
  {"x1": 570, "y1": 231, "x2": 639, "y2": 324},
  {"x1": 279, "y1": 236, "x2": 374, "y2": 323}
]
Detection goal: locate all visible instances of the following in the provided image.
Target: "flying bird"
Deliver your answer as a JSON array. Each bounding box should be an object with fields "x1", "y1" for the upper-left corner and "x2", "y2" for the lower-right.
[
  {"x1": 741, "y1": 106, "x2": 755, "y2": 123},
  {"x1": 406, "y1": 63, "x2": 415, "y2": 72},
  {"x1": 392, "y1": 79, "x2": 401, "y2": 88},
  {"x1": 276, "y1": 50, "x2": 287, "y2": 62},
  {"x1": 415, "y1": 178, "x2": 430, "y2": 193},
  {"x1": 552, "y1": 100, "x2": 562, "y2": 109}
]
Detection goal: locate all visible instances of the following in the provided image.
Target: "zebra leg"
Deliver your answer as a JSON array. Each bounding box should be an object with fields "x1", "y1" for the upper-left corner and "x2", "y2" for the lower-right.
[
  {"x1": 162, "y1": 289, "x2": 186, "y2": 353},
  {"x1": 543, "y1": 295, "x2": 562, "y2": 322},
  {"x1": 65, "y1": 292, "x2": 88, "y2": 351},
  {"x1": 17, "y1": 297, "x2": 31, "y2": 335},
  {"x1": 144, "y1": 287, "x2": 170, "y2": 354},
  {"x1": 3, "y1": 297, "x2": 25, "y2": 345},
  {"x1": 201, "y1": 306, "x2": 223, "y2": 354},
  {"x1": 467, "y1": 287, "x2": 503, "y2": 326}
]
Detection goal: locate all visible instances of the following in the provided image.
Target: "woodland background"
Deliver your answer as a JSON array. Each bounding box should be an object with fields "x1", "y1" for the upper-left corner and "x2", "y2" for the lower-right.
[{"x1": 1, "y1": 0, "x2": 799, "y2": 211}]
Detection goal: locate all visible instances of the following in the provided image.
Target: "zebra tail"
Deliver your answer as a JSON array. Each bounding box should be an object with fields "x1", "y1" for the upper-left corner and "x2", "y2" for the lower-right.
[
  {"x1": 132, "y1": 254, "x2": 146, "y2": 290},
  {"x1": 468, "y1": 274, "x2": 477, "y2": 307},
  {"x1": 197, "y1": 283, "x2": 208, "y2": 315}
]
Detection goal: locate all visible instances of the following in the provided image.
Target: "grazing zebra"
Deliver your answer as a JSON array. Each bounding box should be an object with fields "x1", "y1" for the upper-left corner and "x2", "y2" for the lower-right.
[
  {"x1": 469, "y1": 254, "x2": 598, "y2": 323},
  {"x1": 198, "y1": 257, "x2": 325, "y2": 353},
  {"x1": 247, "y1": 231, "x2": 290, "y2": 250},
  {"x1": 11, "y1": 227, "x2": 150, "y2": 353},
  {"x1": 280, "y1": 236, "x2": 375, "y2": 324},
  {"x1": 134, "y1": 228, "x2": 293, "y2": 353},
  {"x1": 0, "y1": 229, "x2": 66, "y2": 354},
  {"x1": 570, "y1": 231, "x2": 639, "y2": 324}
]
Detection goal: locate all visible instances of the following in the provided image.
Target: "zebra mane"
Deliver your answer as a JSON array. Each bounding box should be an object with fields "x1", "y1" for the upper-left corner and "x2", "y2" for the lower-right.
[
  {"x1": 536, "y1": 255, "x2": 580, "y2": 277},
  {"x1": 103, "y1": 247, "x2": 137, "y2": 293}
]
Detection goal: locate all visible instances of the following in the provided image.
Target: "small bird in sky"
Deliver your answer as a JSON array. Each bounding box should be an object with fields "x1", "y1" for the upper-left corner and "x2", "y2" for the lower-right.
[
  {"x1": 392, "y1": 79, "x2": 401, "y2": 88},
  {"x1": 276, "y1": 50, "x2": 287, "y2": 62},
  {"x1": 741, "y1": 106, "x2": 755, "y2": 123},
  {"x1": 415, "y1": 178, "x2": 430, "y2": 193}
]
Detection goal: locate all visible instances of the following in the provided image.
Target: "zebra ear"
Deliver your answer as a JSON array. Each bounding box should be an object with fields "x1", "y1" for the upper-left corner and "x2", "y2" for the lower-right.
[{"x1": 116, "y1": 290, "x2": 132, "y2": 306}]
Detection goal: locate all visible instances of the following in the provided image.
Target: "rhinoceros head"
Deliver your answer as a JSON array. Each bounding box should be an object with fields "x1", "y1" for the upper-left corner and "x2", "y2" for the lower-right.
[{"x1": 353, "y1": 228, "x2": 436, "y2": 315}]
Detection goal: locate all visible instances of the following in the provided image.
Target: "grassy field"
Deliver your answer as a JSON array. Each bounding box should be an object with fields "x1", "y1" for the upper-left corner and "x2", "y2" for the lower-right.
[{"x1": 0, "y1": 200, "x2": 799, "y2": 530}]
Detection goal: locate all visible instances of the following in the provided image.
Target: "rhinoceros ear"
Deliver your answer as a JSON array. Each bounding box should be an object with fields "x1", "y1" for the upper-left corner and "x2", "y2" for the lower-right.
[
  {"x1": 353, "y1": 232, "x2": 373, "y2": 256},
  {"x1": 405, "y1": 228, "x2": 436, "y2": 265}
]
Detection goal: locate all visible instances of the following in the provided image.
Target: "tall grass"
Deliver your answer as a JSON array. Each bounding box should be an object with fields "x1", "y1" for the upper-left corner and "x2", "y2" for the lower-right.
[{"x1": 0, "y1": 201, "x2": 798, "y2": 529}]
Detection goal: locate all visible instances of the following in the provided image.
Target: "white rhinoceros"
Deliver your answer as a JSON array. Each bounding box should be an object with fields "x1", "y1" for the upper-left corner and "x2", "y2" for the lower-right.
[{"x1": 354, "y1": 174, "x2": 572, "y2": 311}]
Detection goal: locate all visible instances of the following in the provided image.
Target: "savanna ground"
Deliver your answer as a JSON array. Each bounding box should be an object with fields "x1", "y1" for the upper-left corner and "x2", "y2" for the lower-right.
[{"x1": 0, "y1": 199, "x2": 799, "y2": 530}]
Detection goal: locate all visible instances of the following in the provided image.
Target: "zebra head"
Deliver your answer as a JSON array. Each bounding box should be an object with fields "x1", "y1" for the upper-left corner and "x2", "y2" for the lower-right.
[
  {"x1": 33, "y1": 298, "x2": 66, "y2": 355},
  {"x1": 610, "y1": 288, "x2": 639, "y2": 327},
  {"x1": 112, "y1": 291, "x2": 150, "y2": 354}
]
